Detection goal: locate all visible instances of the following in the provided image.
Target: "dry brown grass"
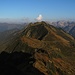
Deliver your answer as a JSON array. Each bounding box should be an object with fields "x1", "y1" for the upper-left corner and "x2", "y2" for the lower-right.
[
  {"x1": 21, "y1": 36, "x2": 43, "y2": 48},
  {"x1": 44, "y1": 25, "x2": 70, "y2": 46}
]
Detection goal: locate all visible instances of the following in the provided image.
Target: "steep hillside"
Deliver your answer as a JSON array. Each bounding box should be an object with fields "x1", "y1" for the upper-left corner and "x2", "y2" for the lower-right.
[
  {"x1": 0, "y1": 28, "x2": 21, "y2": 52},
  {"x1": 69, "y1": 26, "x2": 75, "y2": 37},
  {"x1": 64, "y1": 25, "x2": 75, "y2": 38},
  {"x1": 0, "y1": 21, "x2": 75, "y2": 75}
]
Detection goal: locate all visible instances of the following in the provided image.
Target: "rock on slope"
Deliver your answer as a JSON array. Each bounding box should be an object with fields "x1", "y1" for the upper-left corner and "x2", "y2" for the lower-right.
[{"x1": 0, "y1": 21, "x2": 75, "y2": 75}]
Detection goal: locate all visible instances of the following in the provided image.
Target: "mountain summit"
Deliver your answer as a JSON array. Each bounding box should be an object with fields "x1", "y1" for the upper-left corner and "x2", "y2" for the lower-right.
[{"x1": 0, "y1": 21, "x2": 75, "y2": 75}]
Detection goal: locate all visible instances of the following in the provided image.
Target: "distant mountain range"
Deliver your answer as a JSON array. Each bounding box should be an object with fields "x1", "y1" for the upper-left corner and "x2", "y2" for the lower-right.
[
  {"x1": 0, "y1": 23, "x2": 27, "y2": 32},
  {"x1": 0, "y1": 21, "x2": 75, "y2": 75},
  {"x1": 0, "y1": 21, "x2": 75, "y2": 38},
  {"x1": 51, "y1": 21, "x2": 75, "y2": 38}
]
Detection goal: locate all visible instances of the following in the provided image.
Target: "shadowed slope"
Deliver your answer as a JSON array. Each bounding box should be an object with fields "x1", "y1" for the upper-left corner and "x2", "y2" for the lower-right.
[{"x1": 0, "y1": 51, "x2": 44, "y2": 75}]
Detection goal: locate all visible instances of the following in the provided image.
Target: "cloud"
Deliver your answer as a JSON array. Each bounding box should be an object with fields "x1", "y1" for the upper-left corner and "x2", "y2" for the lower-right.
[{"x1": 36, "y1": 14, "x2": 43, "y2": 21}]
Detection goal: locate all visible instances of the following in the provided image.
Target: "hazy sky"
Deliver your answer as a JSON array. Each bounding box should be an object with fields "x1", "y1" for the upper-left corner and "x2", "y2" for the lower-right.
[{"x1": 0, "y1": 0, "x2": 75, "y2": 22}]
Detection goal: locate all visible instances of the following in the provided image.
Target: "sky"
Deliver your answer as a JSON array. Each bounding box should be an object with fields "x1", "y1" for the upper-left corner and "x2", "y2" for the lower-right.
[{"x1": 0, "y1": 0, "x2": 75, "y2": 22}]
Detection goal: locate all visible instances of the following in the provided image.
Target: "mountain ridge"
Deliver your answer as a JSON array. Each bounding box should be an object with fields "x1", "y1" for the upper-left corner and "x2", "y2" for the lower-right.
[{"x1": 0, "y1": 21, "x2": 75, "y2": 75}]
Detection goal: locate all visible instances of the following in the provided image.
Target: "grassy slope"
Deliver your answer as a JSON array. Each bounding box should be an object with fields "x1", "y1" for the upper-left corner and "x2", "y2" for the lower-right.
[
  {"x1": 20, "y1": 22, "x2": 75, "y2": 75},
  {"x1": 0, "y1": 21, "x2": 75, "y2": 75}
]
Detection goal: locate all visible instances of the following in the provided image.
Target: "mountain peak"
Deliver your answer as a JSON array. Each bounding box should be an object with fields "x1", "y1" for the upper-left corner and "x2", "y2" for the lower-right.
[{"x1": 23, "y1": 21, "x2": 48, "y2": 40}]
